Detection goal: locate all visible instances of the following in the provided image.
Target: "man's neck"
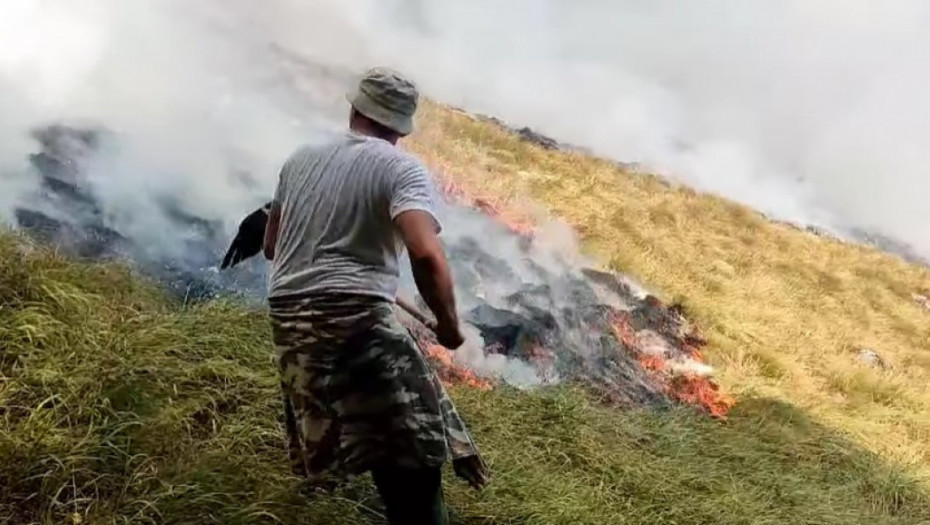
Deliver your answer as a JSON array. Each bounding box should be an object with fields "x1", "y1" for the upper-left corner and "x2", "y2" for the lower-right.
[{"x1": 349, "y1": 124, "x2": 398, "y2": 145}]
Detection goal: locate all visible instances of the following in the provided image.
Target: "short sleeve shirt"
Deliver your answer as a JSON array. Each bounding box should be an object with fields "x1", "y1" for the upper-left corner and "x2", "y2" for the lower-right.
[{"x1": 268, "y1": 131, "x2": 441, "y2": 301}]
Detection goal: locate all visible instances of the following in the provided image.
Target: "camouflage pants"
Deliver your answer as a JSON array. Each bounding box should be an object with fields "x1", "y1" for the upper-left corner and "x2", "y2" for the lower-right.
[{"x1": 269, "y1": 293, "x2": 485, "y2": 485}]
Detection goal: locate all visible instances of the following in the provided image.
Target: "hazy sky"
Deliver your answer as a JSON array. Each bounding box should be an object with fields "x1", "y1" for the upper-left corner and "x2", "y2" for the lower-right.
[{"x1": 2, "y1": 0, "x2": 929, "y2": 256}]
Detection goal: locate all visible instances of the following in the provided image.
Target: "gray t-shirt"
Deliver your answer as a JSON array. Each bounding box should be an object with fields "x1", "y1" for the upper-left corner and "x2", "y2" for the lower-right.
[{"x1": 267, "y1": 130, "x2": 441, "y2": 301}]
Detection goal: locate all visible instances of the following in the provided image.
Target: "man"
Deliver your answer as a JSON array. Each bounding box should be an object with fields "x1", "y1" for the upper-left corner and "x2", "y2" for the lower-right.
[{"x1": 262, "y1": 67, "x2": 488, "y2": 524}]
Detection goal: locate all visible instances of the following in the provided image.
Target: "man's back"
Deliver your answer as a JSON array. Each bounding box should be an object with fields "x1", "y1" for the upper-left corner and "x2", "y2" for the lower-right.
[{"x1": 268, "y1": 130, "x2": 439, "y2": 301}]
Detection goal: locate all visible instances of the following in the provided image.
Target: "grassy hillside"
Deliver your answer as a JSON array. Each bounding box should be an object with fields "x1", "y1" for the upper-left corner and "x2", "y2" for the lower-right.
[
  {"x1": 408, "y1": 101, "x2": 930, "y2": 477},
  {"x1": 2, "y1": 103, "x2": 930, "y2": 524}
]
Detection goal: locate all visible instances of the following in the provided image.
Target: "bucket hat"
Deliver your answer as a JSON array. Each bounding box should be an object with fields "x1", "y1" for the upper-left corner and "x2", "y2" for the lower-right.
[{"x1": 346, "y1": 67, "x2": 419, "y2": 136}]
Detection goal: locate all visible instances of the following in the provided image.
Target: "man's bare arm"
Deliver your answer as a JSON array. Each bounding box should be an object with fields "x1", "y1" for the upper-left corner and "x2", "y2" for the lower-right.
[
  {"x1": 262, "y1": 201, "x2": 282, "y2": 261},
  {"x1": 394, "y1": 209, "x2": 463, "y2": 348}
]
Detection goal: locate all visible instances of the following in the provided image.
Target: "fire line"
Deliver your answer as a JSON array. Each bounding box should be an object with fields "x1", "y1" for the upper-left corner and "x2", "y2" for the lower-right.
[{"x1": 413, "y1": 164, "x2": 736, "y2": 420}]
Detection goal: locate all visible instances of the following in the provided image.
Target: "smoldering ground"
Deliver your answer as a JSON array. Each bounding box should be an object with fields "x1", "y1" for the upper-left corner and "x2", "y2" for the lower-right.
[
  {"x1": 0, "y1": 1, "x2": 927, "y2": 392},
  {"x1": 16, "y1": 120, "x2": 721, "y2": 407}
]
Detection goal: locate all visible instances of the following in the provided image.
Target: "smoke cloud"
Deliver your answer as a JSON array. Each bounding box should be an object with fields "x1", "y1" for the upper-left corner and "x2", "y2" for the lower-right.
[
  {"x1": 0, "y1": 0, "x2": 344, "y2": 248},
  {"x1": 262, "y1": 0, "x2": 930, "y2": 254},
  {"x1": 2, "y1": 1, "x2": 929, "y2": 258}
]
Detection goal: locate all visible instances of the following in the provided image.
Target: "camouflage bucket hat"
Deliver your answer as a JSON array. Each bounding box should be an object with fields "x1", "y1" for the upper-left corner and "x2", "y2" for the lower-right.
[{"x1": 346, "y1": 67, "x2": 419, "y2": 136}]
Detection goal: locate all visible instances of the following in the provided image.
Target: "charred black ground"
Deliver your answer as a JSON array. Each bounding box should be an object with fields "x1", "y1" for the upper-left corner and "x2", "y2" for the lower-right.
[{"x1": 9, "y1": 124, "x2": 719, "y2": 410}]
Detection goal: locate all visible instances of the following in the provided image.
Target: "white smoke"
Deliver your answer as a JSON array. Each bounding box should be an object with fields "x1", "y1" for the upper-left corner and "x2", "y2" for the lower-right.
[
  {"x1": 261, "y1": 0, "x2": 930, "y2": 256},
  {"x1": 0, "y1": 0, "x2": 345, "y2": 246},
  {"x1": 456, "y1": 324, "x2": 552, "y2": 388},
  {"x1": 2, "y1": 1, "x2": 929, "y2": 390},
  {"x1": 3, "y1": 0, "x2": 930, "y2": 256}
]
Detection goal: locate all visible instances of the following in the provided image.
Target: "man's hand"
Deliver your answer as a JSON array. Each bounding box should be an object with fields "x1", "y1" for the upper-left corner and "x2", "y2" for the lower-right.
[
  {"x1": 435, "y1": 319, "x2": 465, "y2": 350},
  {"x1": 395, "y1": 294, "x2": 464, "y2": 349}
]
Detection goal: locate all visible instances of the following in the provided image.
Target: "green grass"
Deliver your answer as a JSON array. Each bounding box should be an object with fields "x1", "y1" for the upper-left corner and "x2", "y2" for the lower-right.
[
  {"x1": 3, "y1": 102, "x2": 930, "y2": 524},
  {"x1": 3, "y1": 228, "x2": 930, "y2": 524},
  {"x1": 407, "y1": 101, "x2": 930, "y2": 484}
]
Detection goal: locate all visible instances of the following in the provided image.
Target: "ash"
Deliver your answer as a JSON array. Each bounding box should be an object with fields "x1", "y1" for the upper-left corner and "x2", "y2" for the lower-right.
[
  {"x1": 9, "y1": 124, "x2": 716, "y2": 410},
  {"x1": 9, "y1": 124, "x2": 269, "y2": 305}
]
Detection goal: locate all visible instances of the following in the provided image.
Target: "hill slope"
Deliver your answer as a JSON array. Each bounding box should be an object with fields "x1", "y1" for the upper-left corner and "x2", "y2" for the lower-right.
[
  {"x1": 2, "y1": 103, "x2": 930, "y2": 524},
  {"x1": 407, "y1": 101, "x2": 930, "y2": 477}
]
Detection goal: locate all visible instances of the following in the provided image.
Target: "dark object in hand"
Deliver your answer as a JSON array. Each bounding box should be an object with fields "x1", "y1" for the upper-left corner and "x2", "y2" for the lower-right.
[
  {"x1": 453, "y1": 455, "x2": 491, "y2": 490},
  {"x1": 220, "y1": 202, "x2": 272, "y2": 269}
]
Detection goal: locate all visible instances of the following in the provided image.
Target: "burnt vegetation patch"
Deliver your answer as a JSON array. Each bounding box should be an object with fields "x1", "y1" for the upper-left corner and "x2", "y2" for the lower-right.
[
  {"x1": 3, "y1": 122, "x2": 930, "y2": 523},
  {"x1": 12, "y1": 123, "x2": 729, "y2": 416}
]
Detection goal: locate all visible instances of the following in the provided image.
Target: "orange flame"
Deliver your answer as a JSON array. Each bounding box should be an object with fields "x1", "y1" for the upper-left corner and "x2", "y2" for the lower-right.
[
  {"x1": 438, "y1": 176, "x2": 536, "y2": 238},
  {"x1": 610, "y1": 311, "x2": 735, "y2": 419},
  {"x1": 432, "y1": 165, "x2": 735, "y2": 417},
  {"x1": 668, "y1": 375, "x2": 736, "y2": 420},
  {"x1": 638, "y1": 355, "x2": 667, "y2": 372},
  {"x1": 423, "y1": 343, "x2": 493, "y2": 391}
]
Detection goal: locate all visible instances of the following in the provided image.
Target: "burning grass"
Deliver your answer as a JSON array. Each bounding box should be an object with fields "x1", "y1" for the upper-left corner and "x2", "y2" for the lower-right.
[
  {"x1": 3, "y1": 230, "x2": 930, "y2": 524},
  {"x1": 423, "y1": 343, "x2": 494, "y2": 391},
  {"x1": 433, "y1": 151, "x2": 737, "y2": 418},
  {"x1": 439, "y1": 176, "x2": 537, "y2": 239},
  {"x1": 3, "y1": 100, "x2": 930, "y2": 523},
  {"x1": 406, "y1": 100, "x2": 930, "y2": 500},
  {"x1": 609, "y1": 308, "x2": 735, "y2": 419}
]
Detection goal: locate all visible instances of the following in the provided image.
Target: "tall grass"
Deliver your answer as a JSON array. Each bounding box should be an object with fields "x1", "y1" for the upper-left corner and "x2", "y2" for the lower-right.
[
  {"x1": 407, "y1": 101, "x2": 930, "y2": 481},
  {"x1": 2, "y1": 102, "x2": 930, "y2": 523},
  {"x1": 3, "y1": 230, "x2": 930, "y2": 523}
]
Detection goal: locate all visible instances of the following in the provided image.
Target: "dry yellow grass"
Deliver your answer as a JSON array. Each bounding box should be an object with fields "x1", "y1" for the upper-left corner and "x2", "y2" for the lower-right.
[
  {"x1": 4, "y1": 231, "x2": 929, "y2": 523},
  {"x1": 407, "y1": 101, "x2": 930, "y2": 483},
  {"x1": 5, "y1": 103, "x2": 930, "y2": 523}
]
